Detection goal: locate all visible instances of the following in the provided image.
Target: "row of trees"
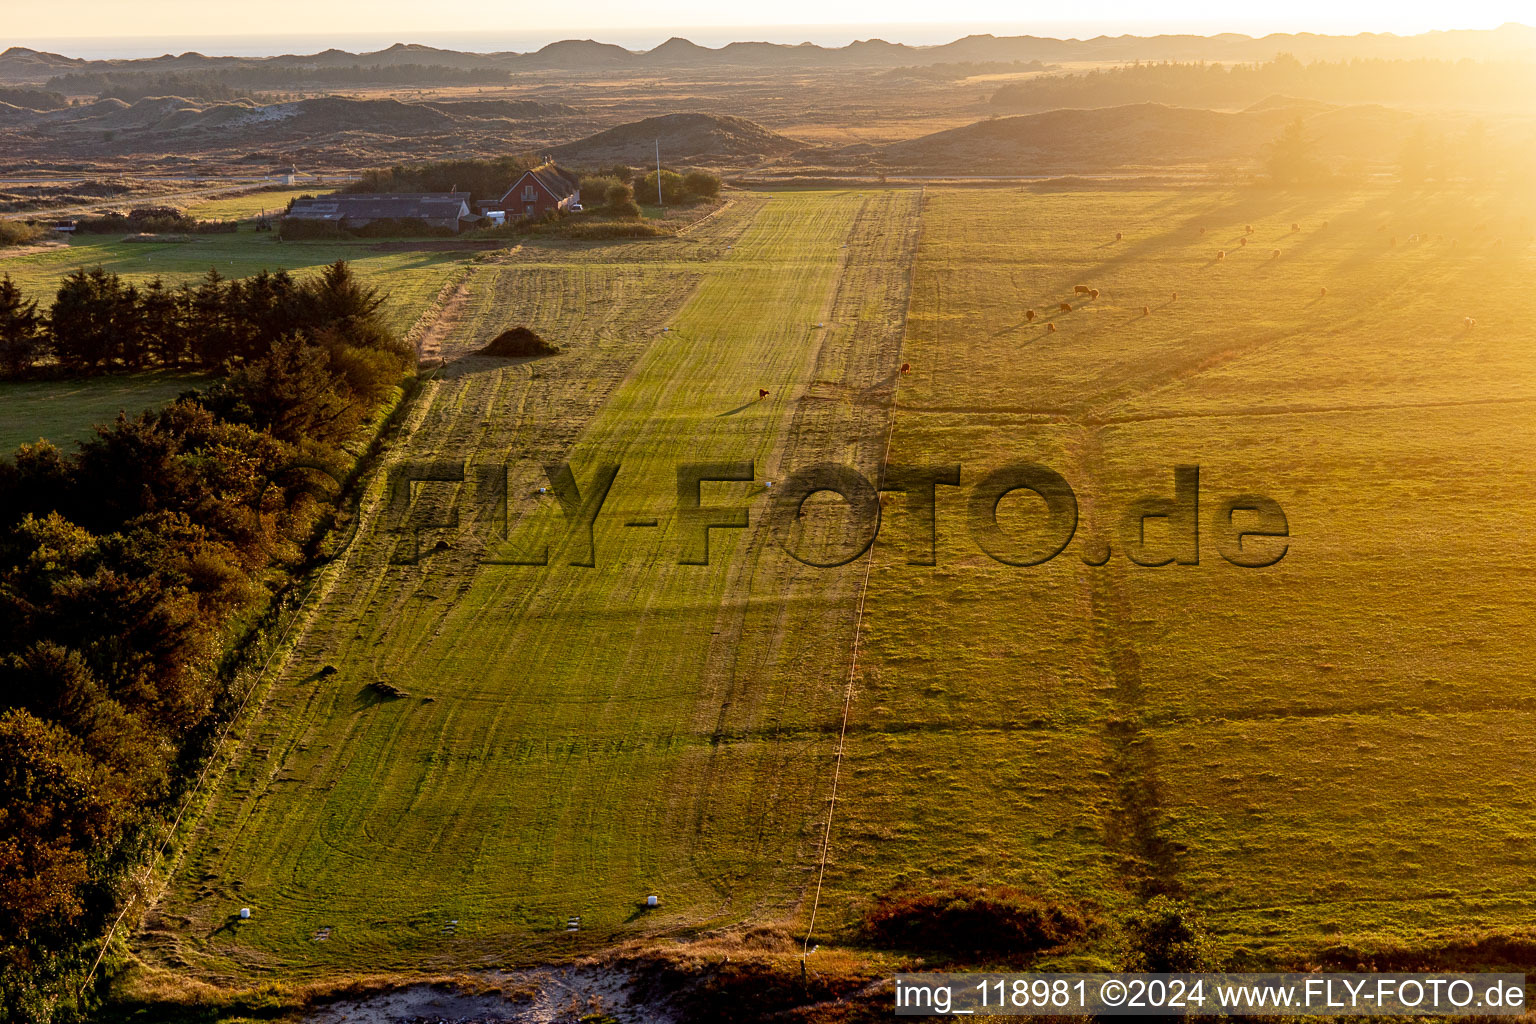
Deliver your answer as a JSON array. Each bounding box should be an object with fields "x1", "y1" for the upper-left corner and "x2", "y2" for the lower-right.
[
  {"x1": 340, "y1": 156, "x2": 723, "y2": 211},
  {"x1": 46, "y1": 66, "x2": 508, "y2": 103},
  {"x1": 0, "y1": 261, "x2": 411, "y2": 1021},
  {"x1": 0, "y1": 264, "x2": 391, "y2": 376},
  {"x1": 990, "y1": 54, "x2": 1536, "y2": 111},
  {"x1": 579, "y1": 168, "x2": 722, "y2": 210},
  {"x1": 344, "y1": 155, "x2": 542, "y2": 202}
]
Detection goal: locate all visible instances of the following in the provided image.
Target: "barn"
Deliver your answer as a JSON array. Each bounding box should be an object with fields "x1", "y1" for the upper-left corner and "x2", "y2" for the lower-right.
[
  {"x1": 285, "y1": 192, "x2": 474, "y2": 233},
  {"x1": 491, "y1": 163, "x2": 581, "y2": 221}
]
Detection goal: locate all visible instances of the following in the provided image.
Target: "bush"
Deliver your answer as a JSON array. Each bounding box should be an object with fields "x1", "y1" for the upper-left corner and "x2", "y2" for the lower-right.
[
  {"x1": 1121, "y1": 895, "x2": 1220, "y2": 972},
  {"x1": 862, "y1": 882, "x2": 1095, "y2": 957},
  {"x1": 683, "y1": 169, "x2": 722, "y2": 198},
  {"x1": 0, "y1": 222, "x2": 47, "y2": 248}
]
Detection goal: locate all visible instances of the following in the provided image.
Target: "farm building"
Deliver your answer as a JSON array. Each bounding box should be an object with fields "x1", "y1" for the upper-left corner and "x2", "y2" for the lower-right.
[
  {"x1": 285, "y1": 192, "x2": 474, "y2": 233},
  {"x1": 487, "y1": 163, "x2": 581, "y2": 221}
]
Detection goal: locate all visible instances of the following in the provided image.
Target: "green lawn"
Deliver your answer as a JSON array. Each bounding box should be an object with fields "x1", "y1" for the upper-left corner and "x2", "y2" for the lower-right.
[
  {"x1": 0, "y1": 372, "x2": 210, "y2": 454},
  {"x1": 184, "y1": 189, "x2": 317, "y2": 222}
]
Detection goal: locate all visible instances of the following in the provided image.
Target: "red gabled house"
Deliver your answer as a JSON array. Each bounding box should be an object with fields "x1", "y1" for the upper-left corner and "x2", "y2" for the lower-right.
[{"x1": 494, "y1": 163, "x2": 581, "y2": 221}]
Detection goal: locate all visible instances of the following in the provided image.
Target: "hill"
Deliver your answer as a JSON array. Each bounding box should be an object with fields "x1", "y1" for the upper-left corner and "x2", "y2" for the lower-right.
[
  {"x1": 872, "y1": 101, "x2": 1424, "y2": 173},
  {"x1": 2, "y1": 24, "x2": 1533, "y2": 84},
  {"x1": 551, "y1": 112, "x2": 802, "y2": 165},
  {"x1": 0, "y1": 93, "x2": 584, "y2": 163}
]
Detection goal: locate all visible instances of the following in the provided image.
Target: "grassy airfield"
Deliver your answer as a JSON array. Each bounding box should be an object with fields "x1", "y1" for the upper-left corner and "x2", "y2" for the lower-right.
[{"x1": 128, "y1": 182, "x2": 1536, "y2": 980}]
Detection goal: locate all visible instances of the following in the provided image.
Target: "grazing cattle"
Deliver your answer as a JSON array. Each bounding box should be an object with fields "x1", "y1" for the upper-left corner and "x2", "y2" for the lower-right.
[
  {"x1": 758, "y1": 388, "x2": 770, "y2": 398},
  {"x1": 1025, "y1": 309, "x2": 1035, "y2": 321},
  {"x1": 1059, "y1": 301, "x2": 1072, "y2": 312},
  {"x1": 1142, "y1": 305, "x2": 1150, "y2": 316},
  {"x1": 1089, "y1": 288, "x2": 1100, "y2": 299},
  {"x1": 900, "y1": 362, "x2": 911, "y2": 374},
  {"x1": 1047, "y1": 322, "x2": 1057, "y2": 332},
  {"x1": 1320, "y1": 286, "x2": 1328, "y2": 297},
  {"x1": 1115, "y1": 231, "x2": 1123, "y2": 241},
  {"x1": 1074, "y1": 285, "x2": 1091, "y2": 295},
  {"x1": 1217, "y1": 250, "x2": 1226, "y2": 260}
]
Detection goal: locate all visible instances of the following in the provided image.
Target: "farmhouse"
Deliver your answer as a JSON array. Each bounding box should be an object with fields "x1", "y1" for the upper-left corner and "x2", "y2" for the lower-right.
[
  {"x1": 488, "y1": 163, "x2": 581, "y2": 221},
  {"x1": 286, "y1": 192, "x2": 474, "y2": 233}
]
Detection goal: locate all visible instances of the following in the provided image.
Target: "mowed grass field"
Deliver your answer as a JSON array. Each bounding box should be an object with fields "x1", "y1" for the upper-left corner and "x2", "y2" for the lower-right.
[
  {"x1": 819, "y1": 185, "x2": 1536, "y2": 958},
  {"x1": 141, "y1": 189, "x2": 924, "y2": 976},
  {"x1": 136, "y1": 183, "x2": 1536, "y2": 982}
]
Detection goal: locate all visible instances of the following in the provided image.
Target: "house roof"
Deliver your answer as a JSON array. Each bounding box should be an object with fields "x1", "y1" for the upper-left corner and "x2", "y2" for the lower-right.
[
  {"x1": 502, "y1": 164, "x2": 579, "y2": 203},
  {"x1": 287, "y1": 193, "x2": 471, "y2": 223}
]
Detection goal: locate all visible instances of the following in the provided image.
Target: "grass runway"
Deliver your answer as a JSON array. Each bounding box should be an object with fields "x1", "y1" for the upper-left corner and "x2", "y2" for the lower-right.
[{"x1": 129, "y1": 183, "x2": 1536, "y2": 980}]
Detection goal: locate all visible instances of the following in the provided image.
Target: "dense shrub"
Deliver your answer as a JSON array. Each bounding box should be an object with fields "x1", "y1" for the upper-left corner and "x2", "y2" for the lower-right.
[
  {"x1": 862, "y1": 882, "x2": 1095, "y2": 957},
  {"x1": 0, "y1": 260, "x2": 408, "y2": 1021}
]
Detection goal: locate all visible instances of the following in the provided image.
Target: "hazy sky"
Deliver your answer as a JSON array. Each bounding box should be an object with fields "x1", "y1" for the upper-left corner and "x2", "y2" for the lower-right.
[{"x1": 9, "y1": 0, "x2": 1534, "y2": 57}]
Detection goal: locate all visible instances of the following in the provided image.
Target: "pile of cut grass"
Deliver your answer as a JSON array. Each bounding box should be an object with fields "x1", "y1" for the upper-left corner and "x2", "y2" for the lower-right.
[{"x1": 477, "y1": 325, "x2": 561, "y2": 357}]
